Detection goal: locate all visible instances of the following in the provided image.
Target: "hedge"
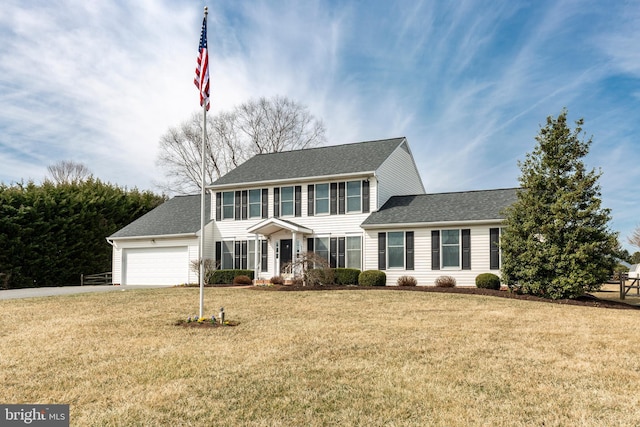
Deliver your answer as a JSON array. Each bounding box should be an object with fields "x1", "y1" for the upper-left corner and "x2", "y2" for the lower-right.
[{"x1": 208, "y1": 269, "x2": 254, "y2": 285}]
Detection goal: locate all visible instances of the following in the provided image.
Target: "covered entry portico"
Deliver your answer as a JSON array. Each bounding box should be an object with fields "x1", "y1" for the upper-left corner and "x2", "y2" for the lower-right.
[{"x1": 247, "y1": 217, "x2": 313, "y2": 280}]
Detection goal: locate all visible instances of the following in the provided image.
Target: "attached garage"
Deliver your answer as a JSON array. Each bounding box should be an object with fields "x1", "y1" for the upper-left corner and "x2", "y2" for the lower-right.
[
  {"x1": 108, "y1": 194, "x2": 212, "y2": 286},
  {"x1": 123, "y1": 246, "x2": 189, "y2": 285}
]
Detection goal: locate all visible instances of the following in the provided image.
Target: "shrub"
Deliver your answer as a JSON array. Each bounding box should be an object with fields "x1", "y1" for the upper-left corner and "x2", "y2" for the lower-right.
[
  {"x1": 358, "y1": 270, "x2": 387, "y2": 286},
  {"x1": 232, "y1": 275, "x2": 253, "y2": 285},
  {"x1": 306, "y1": 268, "x2": 334, "y2": 286},
  {"x1": 270, "y1": 276, "x2": 284, "y2": 285},
  {"x1": 397, "y1": 275, "x2": 418, "y2": 286},
  {"x1": 208, "y1": 269, "x2": 254, "y2": 285},
  {"x1": 290, "y1": 276, "x2": 304, "y2": 286},
  {"x1": 434, "y1": 275, "x2": 456, "y2": 288},
  {"x1": 333, "y1": 268, "x2": 361, "y2": 285},
  {"x1": 475, "y1": 273, "x2": 501, "y2": 290}
]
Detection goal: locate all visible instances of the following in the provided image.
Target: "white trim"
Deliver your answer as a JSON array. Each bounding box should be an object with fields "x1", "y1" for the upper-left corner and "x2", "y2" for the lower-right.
[
  {"x1": 209, "y1": 172, "x2": 375, "y2": 190},
  {"x1": 109, "y1": 232, "x2": 198, "y2": 241},
  {"x1": 361, "y1": 219, "x2": 505, "y2": 229}
]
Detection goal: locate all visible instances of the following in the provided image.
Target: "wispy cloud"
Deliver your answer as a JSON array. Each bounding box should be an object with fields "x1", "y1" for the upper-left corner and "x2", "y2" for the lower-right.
[{"x1": 0, "y1": 0, "x2": 638, "y2": 248}]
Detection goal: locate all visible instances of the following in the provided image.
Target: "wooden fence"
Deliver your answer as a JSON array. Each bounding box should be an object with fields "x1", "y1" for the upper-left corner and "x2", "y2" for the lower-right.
[{"x1": 80, "y1": 272, "x2": 112, "y2": 286}]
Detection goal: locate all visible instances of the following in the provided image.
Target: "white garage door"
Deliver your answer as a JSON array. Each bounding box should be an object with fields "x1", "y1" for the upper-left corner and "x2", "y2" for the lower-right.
[{"x1": 123, "y1": 247, "x2": 189, "y2": 285}]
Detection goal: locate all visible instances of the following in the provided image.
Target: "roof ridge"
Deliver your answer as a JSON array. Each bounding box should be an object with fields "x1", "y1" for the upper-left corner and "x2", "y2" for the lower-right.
[
  {"x1": 251, "y1": 137, "x2": 406, "y2": 157},
  {"x1": 419, "y1": 187, "x2": 519, "y2": 196}
]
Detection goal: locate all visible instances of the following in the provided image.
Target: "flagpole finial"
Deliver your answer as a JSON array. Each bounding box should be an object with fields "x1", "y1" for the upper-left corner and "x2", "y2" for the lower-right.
[{"x1": 204, "y1": 6, "x2": 208, "y2": 16}]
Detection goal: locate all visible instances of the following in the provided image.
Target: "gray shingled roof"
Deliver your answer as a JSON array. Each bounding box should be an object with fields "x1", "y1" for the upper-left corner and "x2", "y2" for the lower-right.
[
  {"x1": 361, "y1": 188, "x2": 518, "y2": 226},
  {"x1": 109, "y1": 194, "x2": 211, "y2": 238},
  {"x1": 210, "y1": 137, "x2": 406, "y2": 187}
]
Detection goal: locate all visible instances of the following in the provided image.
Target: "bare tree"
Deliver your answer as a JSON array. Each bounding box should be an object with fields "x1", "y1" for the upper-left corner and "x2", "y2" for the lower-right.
[
  {"x1": 46, "y1": 161, "x2": 92, "y2": 184},
  {"x1": 629, "y1": 226, "x2": 640, "y2": 249},
  {"x1": 156, "y1": 95, "x2": 326, "y2": 194}
]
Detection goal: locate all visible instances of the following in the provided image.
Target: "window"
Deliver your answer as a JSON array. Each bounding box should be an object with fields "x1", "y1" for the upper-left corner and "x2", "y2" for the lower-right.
[
  {"x1": 249, "y1": 189, "x2": 261, "y2": 218},
  {"x1": 315, "y1": 184, "x2": 329, "y2": 214},
  {"x1": 280, "y1": 186, "x2": 294, "y2": 216},
  {"x1": 387, "y1": 232, "x2": 405, "y2": 268},
  {"x1": 441, "y1": 229, "x2": 460, "y2": 268},
  {"x1": 222, "y1": 241, "x2": 234, "y2": 269},
  {"x1": 314, "y1": 237, "x2": 329, "y2": 262},
  {"x1": 222, "y1": 191, "x2": 234, "y2": 220},
  {"x1": 346, "y1": 181, "x2": 361, "y2": 212},
  {"x1": 346, "y1": 236, "x2": 361, "y2": 269}
]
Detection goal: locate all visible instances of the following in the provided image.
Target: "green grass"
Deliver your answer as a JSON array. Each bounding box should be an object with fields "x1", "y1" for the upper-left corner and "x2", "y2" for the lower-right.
[{"x1": 1, "y1": 287, "x2": 639, "y2": 426}]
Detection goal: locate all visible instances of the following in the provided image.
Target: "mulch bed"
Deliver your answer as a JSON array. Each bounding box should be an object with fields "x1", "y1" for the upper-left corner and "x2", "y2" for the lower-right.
[
  {"x1": 251, "y1": 284, "x2": 640, "y2": 310},
  {"x1": 174, "y1": 320, "x2": 240, "y2": 328}
]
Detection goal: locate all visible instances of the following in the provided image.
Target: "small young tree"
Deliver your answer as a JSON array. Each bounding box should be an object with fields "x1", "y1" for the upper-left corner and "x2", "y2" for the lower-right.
[{"x1": 501, "y1": 109, "x2": 618, "y2": 299}]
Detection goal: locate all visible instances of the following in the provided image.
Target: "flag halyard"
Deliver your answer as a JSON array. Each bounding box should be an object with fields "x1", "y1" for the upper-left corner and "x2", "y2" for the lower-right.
[{"x1": 194, "y1": 16, "x2": 210, "y2": 111}]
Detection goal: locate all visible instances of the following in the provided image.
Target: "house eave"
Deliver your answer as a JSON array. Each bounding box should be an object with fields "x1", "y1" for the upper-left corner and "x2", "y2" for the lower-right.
[
  {"x1": 361, "y1": 218, "x2": 506, "y2": 229},
  {"x1": 208, "y1": 171, "x2": 375, "y2": 190},
  {"x1": 108, "y1": 232, "x2": 199, "y2": 241}
]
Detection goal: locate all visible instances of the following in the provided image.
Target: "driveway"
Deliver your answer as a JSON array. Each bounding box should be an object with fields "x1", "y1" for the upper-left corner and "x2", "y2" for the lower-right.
[{"x1": 0, "y1": 285, "x2": 170, "y2": 300}]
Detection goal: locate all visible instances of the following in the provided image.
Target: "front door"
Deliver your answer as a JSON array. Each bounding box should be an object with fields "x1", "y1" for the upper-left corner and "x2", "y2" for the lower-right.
[{"x1": 280, "y1": 239, "x2": 292, "y2": 273}]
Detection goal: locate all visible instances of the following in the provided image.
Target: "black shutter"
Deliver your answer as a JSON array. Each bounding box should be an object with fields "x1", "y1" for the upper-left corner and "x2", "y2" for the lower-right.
[
  {"x1": 338, "y1": 237, "x2": 345, "y2": 268},
  {"x1": 330, "y1": 183, "x2": 337, "y2": 215},
  {"x1": 295, "y1": 185, "x2": 301, "y2": 217},
  {"x1": 273, "y1": 188, "x2": 280, "y2": 217},
  {"x1": 338, "y1": 182, "x2": 345, "y2": 214},
  {"x1": 234, "y1": 191, "x2": 241, "y2": 221},
  {"x1": 262, "y1": 189, "x2": 268, "y2": 218},
  {"x1": 307, "y1": 237, "x2": 314, "y2": 253},
  {"x1": 241, "y1": 190, "x2": 248, "y2": 220},
  {"x1": 462, "y1": 229, "x2": 471, "y2": 270},
  {"x1": 241, "y1": 240, "x2": 248, "y2": 269},
  {"x1": 330, "y1": 237, "x2": 337, "y2": 268},
  {"x1": 490, "y1": 228, "x2": 500, "y2": 270},
  {"x1": 431, "y1": 230, "x2": 440, "y2": 270},
  {"x1": 234, "y1": 241, "x2": 241, "y2": 269},
  {"x1": 261, "y1": 240, "x2": 268, "y2": 272},
  {"x1": 215, "y1": 192, "x2": 221, "y2": 221},
  {"x1": 378, "y1": 232, "x2": 386, "y2": 270},
  {"x1": 406, "y1": 231, "x2": 414, "y2": 270},
  {"x1": 215, "y1": 241, "x2": 222, "y2": 269},
  {"x1": 308, "y1": 185, "x2": 314, "y2": 216},
  {"x1": 362, "y1": 180, "x2": 370, "y2": 213}
]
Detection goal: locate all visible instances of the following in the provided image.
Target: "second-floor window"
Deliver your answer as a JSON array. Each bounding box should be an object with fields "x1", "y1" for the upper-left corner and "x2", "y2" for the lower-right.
[
  {"x1": 280, "y1": 186, "x2": 294, "y2": 216},
  {"x1": 315, "y1": 184, "x2": 329, "y2": 215},
  {"x1": 249, "y1": 189, "x2": 261, "y2": 218},
  {"x1": 346, "y1": 181, "x2": 361, "y2": 212},
  {"x1": 222, "y1": 191, "x2": 234, "y2": 220}
]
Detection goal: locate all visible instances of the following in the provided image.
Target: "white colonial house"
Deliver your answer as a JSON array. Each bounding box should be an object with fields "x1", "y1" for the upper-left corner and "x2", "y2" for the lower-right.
[{"x1": 108, "y1": 137, "x2": 516, "y2": 286}]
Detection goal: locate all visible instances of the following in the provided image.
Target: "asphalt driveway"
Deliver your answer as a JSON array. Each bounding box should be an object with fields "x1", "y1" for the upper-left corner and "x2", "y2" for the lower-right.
[{"x1": 0, "y1": 285, "x2": 170, "y2": 300}]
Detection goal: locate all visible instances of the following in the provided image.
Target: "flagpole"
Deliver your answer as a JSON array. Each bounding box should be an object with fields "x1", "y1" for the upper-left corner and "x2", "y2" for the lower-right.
[{"x1": 198, "y1": 5, "x2": 208, "y2": 319}]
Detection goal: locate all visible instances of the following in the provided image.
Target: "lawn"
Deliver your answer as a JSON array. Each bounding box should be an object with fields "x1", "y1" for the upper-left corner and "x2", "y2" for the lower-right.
[{"x1": 1, "y1": 287, "x2": 639, "y2": 426}]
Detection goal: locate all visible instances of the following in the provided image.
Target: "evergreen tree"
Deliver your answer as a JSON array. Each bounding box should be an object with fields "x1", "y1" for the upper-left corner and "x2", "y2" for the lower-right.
[{"x1": 501, "y1": 109, "x2": 618, "y2": 299}]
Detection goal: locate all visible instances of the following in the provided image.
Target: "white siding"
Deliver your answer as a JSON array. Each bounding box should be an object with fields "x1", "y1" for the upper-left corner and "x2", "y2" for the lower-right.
[
  {"x1": 364, "y1": 225, "x2": 501, "y2": 287},
  {"x1": 212, "y1": 182, "x2": 371, "y2": 279},
  {"x1": 375, "y1": 140, "x2": 425, "y2": 208}
]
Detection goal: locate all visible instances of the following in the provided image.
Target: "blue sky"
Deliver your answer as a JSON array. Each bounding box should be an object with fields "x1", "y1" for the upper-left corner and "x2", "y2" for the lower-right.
[{"x1": 1, "y1": 0, "x2": 638, "y2": 250}]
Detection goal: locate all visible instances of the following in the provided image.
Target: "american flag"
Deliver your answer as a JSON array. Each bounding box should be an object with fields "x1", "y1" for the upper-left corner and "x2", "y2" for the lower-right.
[{"x1": 194, "y1": 16, "x2": 210, "y2": 111}]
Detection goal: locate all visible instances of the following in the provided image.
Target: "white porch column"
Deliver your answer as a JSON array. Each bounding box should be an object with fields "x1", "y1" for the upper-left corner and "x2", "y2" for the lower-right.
[
  {"x1": 254, "y1": 233, "x2": 260, "y2": 283},
  {"x1": 291, "y1": 231, "x2": 297, "y2": 277}
]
